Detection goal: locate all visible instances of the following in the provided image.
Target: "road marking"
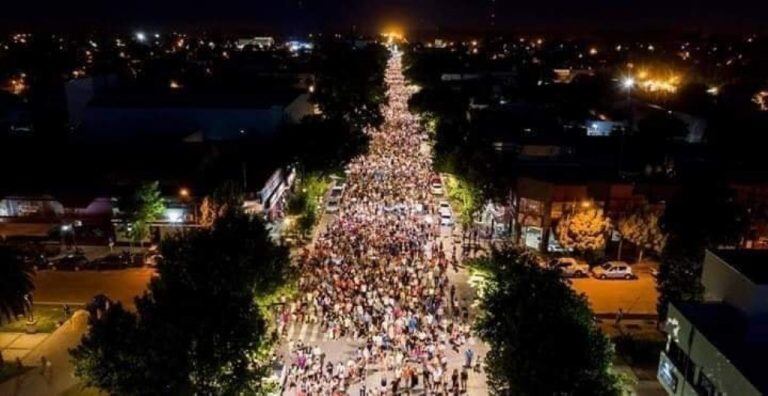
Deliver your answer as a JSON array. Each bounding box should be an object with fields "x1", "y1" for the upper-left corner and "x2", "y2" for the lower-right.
[
  {"x1": 297, "y1": 323, "x2": 308, "y2": 341},
  {"x1": 285, "y1": 322, "x2": 296, "y2": 340},
  {"x1": 307, "y1": 325, "x2": 319, "y2": 343}
]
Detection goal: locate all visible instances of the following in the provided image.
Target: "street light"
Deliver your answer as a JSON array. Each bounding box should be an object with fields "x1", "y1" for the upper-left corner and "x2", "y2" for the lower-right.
[
  {"x1": 622, "y1": 77, "x2": 635, "y2": 90},
  {"x1": 179, "y1": 187, "x2": 190, "y2": 198}
]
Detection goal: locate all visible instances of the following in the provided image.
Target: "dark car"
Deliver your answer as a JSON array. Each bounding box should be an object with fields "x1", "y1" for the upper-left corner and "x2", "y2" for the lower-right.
[
  {"x1": 88, "y1": 254, "x2": 129, "y2": 271},
  {"x1": 23, "y1": 254, "x2": 50, "y2": 271},
  {"x1": 49, "y1": 253, "x2": 88, "y2": 271}
]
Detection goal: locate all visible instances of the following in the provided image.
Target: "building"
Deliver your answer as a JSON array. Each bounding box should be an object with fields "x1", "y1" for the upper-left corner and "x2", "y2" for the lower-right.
[
  {"x1": 658, "y1": 250, "x2": 768, "y2": 396},
  {"x1": 236, "y1": 37, "x2": 275, "y2": 49},
  {"x1": 512, "y1": 174, "x2": 639, "y2": 251}
]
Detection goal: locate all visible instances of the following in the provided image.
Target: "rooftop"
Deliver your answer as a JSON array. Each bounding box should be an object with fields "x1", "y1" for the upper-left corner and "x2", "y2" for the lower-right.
[
  {"x1": 712, "y1": 249, "x2": 768, "y2": 285},
  {"x1": 675, "y1": 302, "x2": 768, "y2": 393}
]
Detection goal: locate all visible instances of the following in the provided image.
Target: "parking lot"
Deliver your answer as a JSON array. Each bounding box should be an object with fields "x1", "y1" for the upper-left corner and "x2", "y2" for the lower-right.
[{"x1": 570, "y1": 263, "x2": 659, "y2": 315}]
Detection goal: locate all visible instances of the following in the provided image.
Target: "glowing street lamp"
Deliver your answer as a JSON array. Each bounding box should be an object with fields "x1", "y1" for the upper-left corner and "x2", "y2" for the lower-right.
[
  {"x1": 622, "y1": 77, "x2": 635, "y2": 90},
  {"x1": 135, "y1": 31, "x2": 146, "y2": 42}
]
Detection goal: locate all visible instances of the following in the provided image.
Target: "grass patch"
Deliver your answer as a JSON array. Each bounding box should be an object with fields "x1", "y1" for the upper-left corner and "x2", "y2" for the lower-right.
[
  {"x1": 61, "y1": 384, "x2": 104, "y2": 396},
  {"x1": 0, "y1": 363, "x2": 32, "y2": 383},
  {"x1": 0, "y1": 305, "x2": 73, "y2": 333}
]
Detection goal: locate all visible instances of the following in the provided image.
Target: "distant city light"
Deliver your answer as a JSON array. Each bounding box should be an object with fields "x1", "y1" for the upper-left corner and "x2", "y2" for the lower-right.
[
  {"x1": 135, "y1": 31, "x2": 146, "y2": 42},
  {"x1": 169, "y1": 80, "x2": 182, "y2": 90}
]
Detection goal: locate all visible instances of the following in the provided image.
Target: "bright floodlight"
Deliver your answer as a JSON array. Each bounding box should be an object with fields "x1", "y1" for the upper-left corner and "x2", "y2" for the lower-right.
[
  {"x1": 622, "y1": 77, "x2": 635, "y2": 89},
  {"x1": 135, "y1": 31, "x2": 146, "y2": 42}
]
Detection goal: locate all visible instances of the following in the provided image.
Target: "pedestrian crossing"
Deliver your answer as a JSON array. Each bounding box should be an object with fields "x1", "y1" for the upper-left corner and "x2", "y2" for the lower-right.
[{"x1": 282, "y1": 322, "x2": 328, "y2": 344}]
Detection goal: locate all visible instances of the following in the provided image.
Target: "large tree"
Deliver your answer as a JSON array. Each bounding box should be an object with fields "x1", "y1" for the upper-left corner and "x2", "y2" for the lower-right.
[
  {"x1": 119, "y1": 181, "x2": 166, "y2": 244},
  {"x1": 555, "y1": 205, "x2": 611, "y2": 256},
  {"x1": 475, "y1": 247, "x2": 620, "y2": 395},
  {"x1": 618, "y1": 205, "x2": 666, "y2": 263},
  {"x1": 656, "y1": 182, "x2": 748, "y2": 319},
  {"x1": 71, "y1": 210, "x2": 290, "y2": 395},
  {"x1": 0, "y1": 246, "x2": 34, "y2": 323}
]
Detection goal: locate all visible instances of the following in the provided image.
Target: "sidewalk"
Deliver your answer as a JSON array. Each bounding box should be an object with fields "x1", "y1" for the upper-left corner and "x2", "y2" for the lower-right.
[{"x1": 0, "y1": 310, "x2": 90, "y2": 396}]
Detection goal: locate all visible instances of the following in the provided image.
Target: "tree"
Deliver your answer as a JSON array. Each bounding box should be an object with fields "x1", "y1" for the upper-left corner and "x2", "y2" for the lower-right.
[
  {"x1": 618, "y1": 205, "x2": 666, "y2": 263},
  {"x1": 475, "y1": 247, "x2": 620, "y2": 395},
  {"x1": 0, "y1": 246, "x2": 34, "y2": 323},
  {"x1": 555, "y1": 204, "x2": 611, "y2": 256},
  {"x1": 200, "y1": 181, "x2": 245, "y2": 227},
  {"x1": 119, "y1": 181, "x2": 166, "y2": 244},
  {"x1": 71, "y1": 211, "x2": 290, "y2": 395},
  {"x1": 656, "y1": 181, "x2": 748, "y2": 319}
]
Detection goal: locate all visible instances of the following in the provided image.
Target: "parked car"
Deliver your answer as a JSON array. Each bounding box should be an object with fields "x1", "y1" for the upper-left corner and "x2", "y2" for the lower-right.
[
  {"x1": 440, "y1": 212, "x2": 454, "y2": 226},
  {"x1": 438, "y1": 201, "x2": 452, "y2": 216},
  {"x1": 430, "y1": 180, "x2": 444, "y2": 195},
  {"x1": 24, "y1": 254, "x2": 50, "y2": 271},
  {"x1": 550, "y1": 257, "x2": 590, "y2": 277},
  {"x1": 49, "y1": 253, "x2": 88, "y2": 271},
  {"x1": 144, "y1": 253, "x2": 164, "y2": 267},
  {"x1": 326, "y1": 186, "x2": 344, "y2": 213},
  {"x1": 88, "y1": 254, "x2": 129, "y2": 270},
  {"x1": 592, "y1": 261, "x2": 634, "y2": 280}
]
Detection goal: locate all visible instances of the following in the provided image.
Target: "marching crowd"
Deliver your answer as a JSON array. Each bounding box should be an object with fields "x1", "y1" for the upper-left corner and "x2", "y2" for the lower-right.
[{"x1": 280, "y1": 51, "x2": 478, "y2": 396}]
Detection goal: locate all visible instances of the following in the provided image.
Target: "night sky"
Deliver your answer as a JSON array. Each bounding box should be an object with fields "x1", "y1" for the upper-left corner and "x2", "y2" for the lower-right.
[{"x1": 3, "y1": 0, "x2": 767, "y2": 33}]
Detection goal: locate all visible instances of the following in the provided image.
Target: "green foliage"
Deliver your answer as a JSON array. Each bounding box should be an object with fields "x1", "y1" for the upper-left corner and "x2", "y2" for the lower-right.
[
  {"x1": 444, "y1": 174, "x2": 482, "y2": 227},
  {"x1": 475, "y1": 247, "x2": 621, "y2": 395},
  {"x1": 119, "y1": 181, "x2": 166, "y2": 243},
  {"x1": 287, "y1": 173, "x2": 329, "y2": 238},
  {"x1": 71, "y1": 211, "x2": 290, "y2": 395},
  {"x1": 0, "y1": 246, "x2": 34, "y2": 324}
]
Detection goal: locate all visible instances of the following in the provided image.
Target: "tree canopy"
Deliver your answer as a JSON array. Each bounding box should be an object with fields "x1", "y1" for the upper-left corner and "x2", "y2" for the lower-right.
[
  {"x1": 118, "y1": 181, "x2": 166, "y2": 243},
  {"x1": 0, "y1": 246, "x2": 34, "y2": 323},
  {"x1": 656, "y1": 181, "x2": 748, "y2": 318},
  {"x1": 71, "y1": 210, "x2": 291, "y2": 395},
  {"x1": 555, "y1": 205, "x2": 611, "y2": 255},
  {"x1": 475, "y1": 247, "x2": 620, "y2": 395},
  {"x1": 618, "y1": 205, "x2": 666, "y2": 262}
]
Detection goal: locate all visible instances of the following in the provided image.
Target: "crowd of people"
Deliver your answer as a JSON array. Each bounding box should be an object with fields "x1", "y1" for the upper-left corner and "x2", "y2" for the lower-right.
[{"x1": 280, "y1": 51, "x2": 478, "y2": 395}]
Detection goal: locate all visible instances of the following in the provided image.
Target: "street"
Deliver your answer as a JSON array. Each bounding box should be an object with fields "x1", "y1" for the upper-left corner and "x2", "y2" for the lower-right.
[
  {"x1": 277, "y1": 50, "x2": 488, "y2": 395},
  {"x1": 32, "y1": 268, "x2": 154, "y2": 310},
  {"x1": 570, "y1": 263, "x2": 659, "y2": 316}
]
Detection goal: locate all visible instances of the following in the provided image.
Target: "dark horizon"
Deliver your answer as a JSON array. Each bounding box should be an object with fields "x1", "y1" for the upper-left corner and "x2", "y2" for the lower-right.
[{"x1": 2, "y1": 0, "x2": 767, "y2": 35}]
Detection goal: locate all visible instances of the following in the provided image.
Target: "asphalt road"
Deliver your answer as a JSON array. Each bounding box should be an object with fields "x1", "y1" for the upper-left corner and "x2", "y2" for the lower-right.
[
  {"x1": 32, "y1": 268, "x2": 155, "y2": 310},
  {"x1": 570, "y1": 265, "x2": 659, "y2": 316}
]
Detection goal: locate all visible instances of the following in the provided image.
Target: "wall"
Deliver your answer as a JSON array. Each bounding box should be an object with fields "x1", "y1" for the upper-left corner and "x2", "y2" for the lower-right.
[{"x1": 702, "y1": 251, "x2": 767, "y2": 315}]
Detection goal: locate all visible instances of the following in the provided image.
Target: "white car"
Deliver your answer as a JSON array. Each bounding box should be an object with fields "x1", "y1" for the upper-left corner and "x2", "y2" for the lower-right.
[
  {"x1": 592, "y1": 261, "x2": 634, "y2": 280},
  {"x1": 440, "y1": 212, "x2": 454, "y2": 226},
  {"x1": 550, "y1": 257, "x2": 590, "y2": 277},
  {"x1": 431, "y1": 182, "x2": 444, "y2": 195},
  {"x1": 438, "y1": 201, "x2": 452, "y2": 216},
  {"x1": 326, "y1": 186, "x2": 344, "y2": 213}
]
